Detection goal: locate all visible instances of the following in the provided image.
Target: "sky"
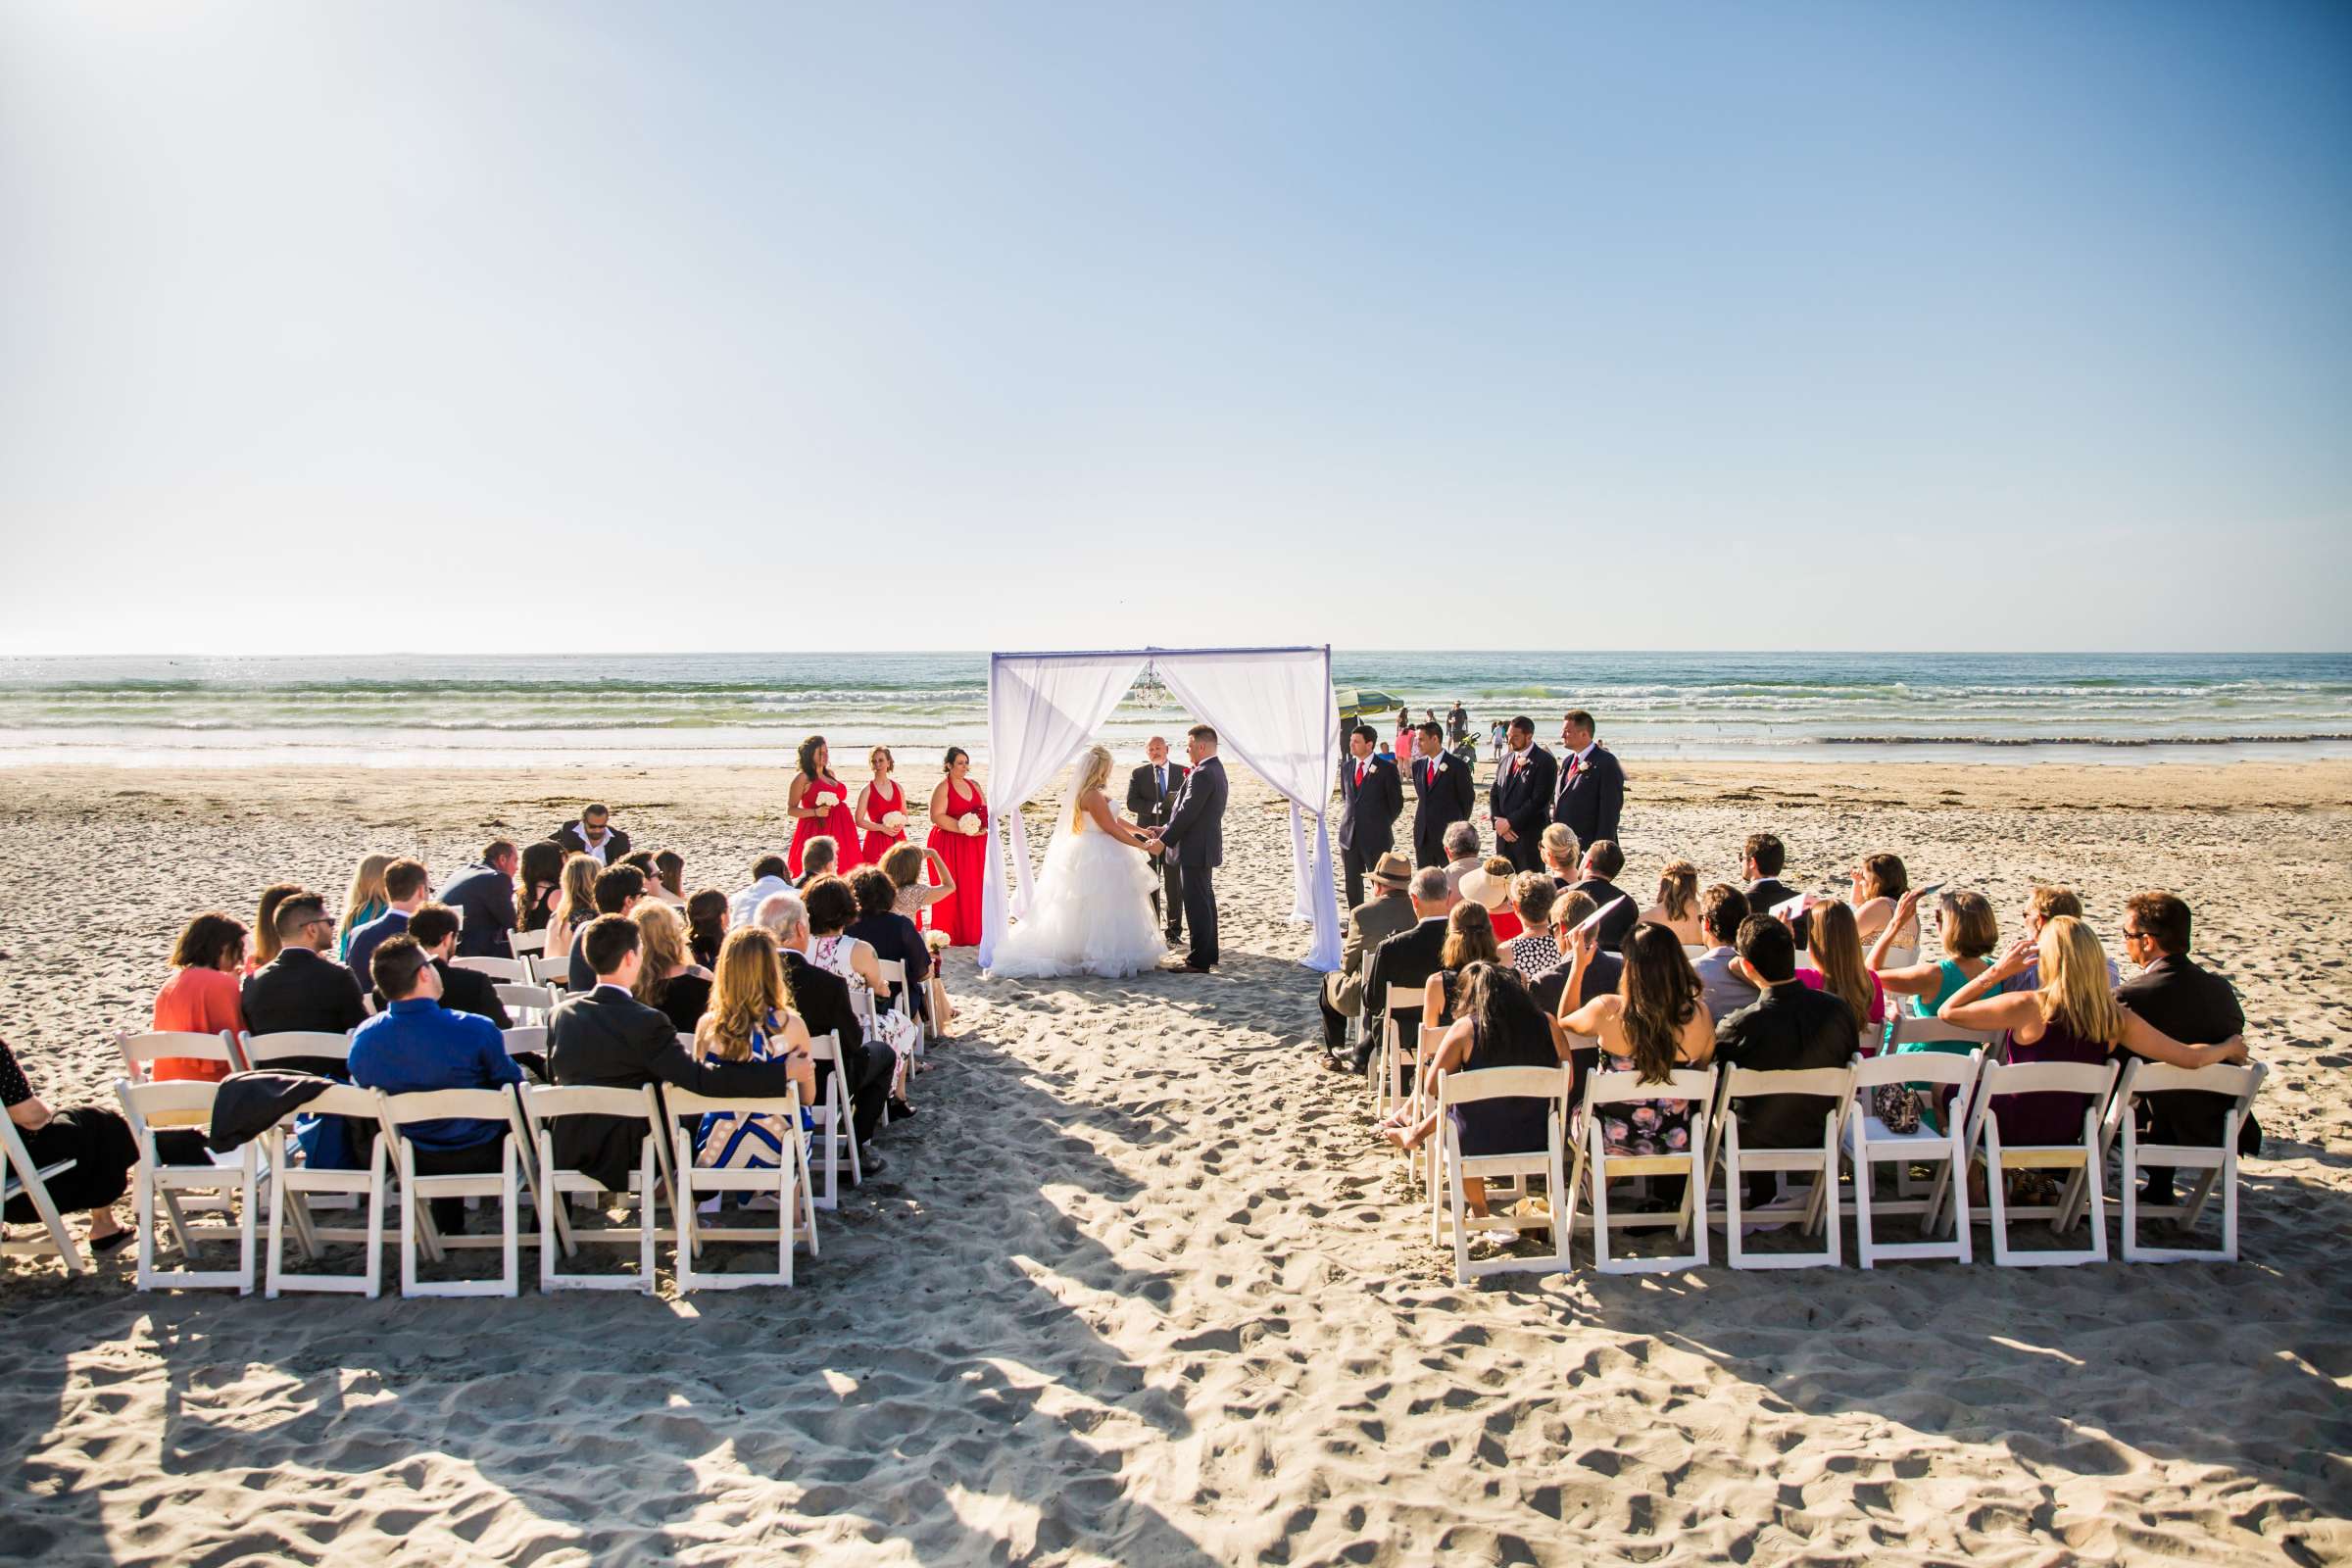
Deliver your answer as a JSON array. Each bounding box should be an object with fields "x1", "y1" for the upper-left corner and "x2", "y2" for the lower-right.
[{"x1": 2, "y1": 1, "x2": 2347, "y2": 656}]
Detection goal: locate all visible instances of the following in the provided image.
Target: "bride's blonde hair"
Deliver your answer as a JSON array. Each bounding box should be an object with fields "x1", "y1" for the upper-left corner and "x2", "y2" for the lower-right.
[{"x1": 1070, "y1": 745, "x2": 1113, "y2": 828}]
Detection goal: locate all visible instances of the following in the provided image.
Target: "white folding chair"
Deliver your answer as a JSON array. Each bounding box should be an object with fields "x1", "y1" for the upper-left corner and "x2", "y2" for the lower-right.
[
  {"x1": 1884, "y1": 1014, "x2": 2000, "y2": 1210},
  {"x1": 873, "y1": 958, "x2": 917, "y2": 1058},
  {"x1": 1430, "y1": 1065, "x2": 1573, "y2": 1283},
  {"x1": 1681, "y1": 944, "x2": 1708, "y2": 961},
  {"x1": 1844, "y1": 1050, "x2": 1981, "y2": 1267},
  {"x1": 502, "y1": 1026, "x2": 548, "y2": 1069},
  {"x1": 238, "y1": 1030, "x2": 357, "y2": 1073},
  {"x1": 1884, "y1": 946, "x2": 1918, "y2": 970},
  {"x1": 1371, "y1": 982, "x2": 1424, "y2": 1121},
  {"x1": 1565, "y1": 1067, "x2": 1715, "y2": 1274},
  {"x1": 265, "y1": 1084, "x2": 389, "y2": 1298},
  {"x1": 512, "y1": 929, "x2": 548, "y2": 958},
  {"x1": 805, "y1": 1031, "x2": 860, "y2": 1209},
  {"x1": 115, "y1": 1078, "x2": 257, "y2": 1293},
  {"x1": 1, "y1": 1110, "x2": 85, "y2": 1275},
  {"x1": 497, "y1": 983, "x2": 557, "y2": 1026},
  {"x1": 2110, "y1": 1059, "x2": 2266, "y2": 1263},
  {"x1": 376, "y1": 1088, "x2": 529, "y2": 1298},
  {"x1": 665, "y1": 1085, "x2": 816, "y2": 1291},
  {"x1": 1966, "y1": 1058, "x2": 2120, "y2": 1268},
  {"x1": 1704, "y1": 1064, "x2": 1853, "y2": 1270},
  {"x1": 455, "y1": 956, "x2": 531, "y2": 985},
  {"x1": 525, "y1": 1083, "x2": 674, "y2": 1293},
  {"x1": 1405, "y1": 1021, "x2": 1448, "y2": 1194},
  {"x1": 118, "y1": 1029, "x2": 246, "y2": 1081}
]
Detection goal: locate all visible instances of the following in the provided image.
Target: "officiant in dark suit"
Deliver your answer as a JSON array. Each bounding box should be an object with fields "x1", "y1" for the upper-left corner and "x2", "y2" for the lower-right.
[
  {"x1": 1126, "y1": 735, "x2": 1190, "y2": 945},
  {"x1": 1336, "y1": 722, "x2": 1403, "y2": 908},
  {"x1": 1488, "y1": 715, "x2": 1557, "y2": 874},
  {"x1": 1551, "y1": 709, "x2": 1625, "y2": 849},
  {"x1": 1407, "y1": 721, "x2": 1475, "y2": 869}
]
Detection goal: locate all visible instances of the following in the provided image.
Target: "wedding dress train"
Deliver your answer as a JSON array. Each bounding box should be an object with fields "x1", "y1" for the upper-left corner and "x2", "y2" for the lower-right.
[{"x1": 987, "y1": 803, "x2": 1167, "y2": 979}]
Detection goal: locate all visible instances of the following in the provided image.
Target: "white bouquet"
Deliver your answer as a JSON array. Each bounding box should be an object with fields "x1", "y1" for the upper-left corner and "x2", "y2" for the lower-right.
[
  {"x1": 924, "y1": 928, "x2": 952, "y2": 953},
  {"x1": 884, "y1": 810, "x2": 906, "y2": 831},
  {"x1": 956, "y1": 812, "x2": 982, "y2": 835}
]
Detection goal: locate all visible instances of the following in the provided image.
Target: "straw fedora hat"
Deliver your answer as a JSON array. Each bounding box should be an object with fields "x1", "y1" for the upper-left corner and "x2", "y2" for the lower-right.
[{"x1": 1369, "y1": 852, "x2": 1412, "y2": 892}]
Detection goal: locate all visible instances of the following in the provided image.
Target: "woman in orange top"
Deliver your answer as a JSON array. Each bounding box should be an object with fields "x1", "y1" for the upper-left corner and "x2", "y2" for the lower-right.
[{"x1": 150, "y1": 912, "x2": 247, "y2": 1082}]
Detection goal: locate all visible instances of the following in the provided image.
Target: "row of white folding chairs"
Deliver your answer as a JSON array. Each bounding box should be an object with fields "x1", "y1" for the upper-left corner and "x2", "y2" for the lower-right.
[{"x1": 1415, "y1": 1016, "x2": 2266, "y2": 1282}]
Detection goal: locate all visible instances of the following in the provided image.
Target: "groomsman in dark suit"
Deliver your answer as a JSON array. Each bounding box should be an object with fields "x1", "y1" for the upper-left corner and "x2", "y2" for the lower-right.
[
  {"x1": 1125, "y1": 735, "x2": 1190, "y2": 944},
  {"x1": 1487, "y1": 715, "x2": 1557, "y2": 875},
  {"x1": 1551, "y1": 709, "x2": 1625, "y2": 850},
  {"x1": 1407, "y1": 721, "x2": 1475, "y2": 869},
  {"x1": 1336, "y1": 722, "x2": 1403, "y2": 909}
]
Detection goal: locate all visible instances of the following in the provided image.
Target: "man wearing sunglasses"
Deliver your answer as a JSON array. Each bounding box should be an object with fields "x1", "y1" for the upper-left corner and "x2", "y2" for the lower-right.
[{"x1": 241, "y1": 892, "x2": 368, "y2": 1040}]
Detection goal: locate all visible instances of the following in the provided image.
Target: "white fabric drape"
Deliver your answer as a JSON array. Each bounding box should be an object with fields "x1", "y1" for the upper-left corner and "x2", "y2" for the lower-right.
[
  {"x1": 978, "y1": 653, "x2": 1145, "y2": 970},
  {"x1": 977, "y1": 645, "x2": 1343, "y2": 974}
]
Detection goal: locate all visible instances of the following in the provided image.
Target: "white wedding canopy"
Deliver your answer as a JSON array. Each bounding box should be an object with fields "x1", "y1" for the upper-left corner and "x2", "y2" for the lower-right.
[{"x1": 977, "y1": 645, "x2": 1343, "y2": 974}]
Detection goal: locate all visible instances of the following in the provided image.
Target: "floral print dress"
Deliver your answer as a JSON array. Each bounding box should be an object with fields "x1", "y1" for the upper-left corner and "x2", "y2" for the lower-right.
[{"x1": 1590, "y1": 1048, "x2": 1695, "y2": 1157}]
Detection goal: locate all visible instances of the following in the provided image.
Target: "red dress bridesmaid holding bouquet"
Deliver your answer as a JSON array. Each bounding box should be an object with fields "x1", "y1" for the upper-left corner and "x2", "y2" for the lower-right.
[
  {"x1": 926, "y1": 746, "x2": 988, "y2": 947},
  {"x1": 789, "y1": 735, "x2": 864, "y2": 877},
  {"x1": 857, "y1": 746, "x2": 910, "y2": 866}
]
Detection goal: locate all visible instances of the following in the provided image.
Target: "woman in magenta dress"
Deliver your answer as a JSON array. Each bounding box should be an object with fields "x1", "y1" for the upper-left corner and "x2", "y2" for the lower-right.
[
  {"x1": 857, "y1": 745, "x2": 910, "y2": 867},
  {"x1": 788, "y1": 735, "x2": 863, "y2": 878},
  {"x1": 926, "y1": 746, "x2": 988, "y2": 947}
]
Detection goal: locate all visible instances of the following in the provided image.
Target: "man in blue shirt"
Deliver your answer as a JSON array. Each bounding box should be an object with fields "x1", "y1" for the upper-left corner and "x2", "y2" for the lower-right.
[
  {"x1": 350, "y1": 934, "x2": 521, "y2": 1235},
  {"x1": 344, "y1": 858, "x2": 433, "y2": 993},
  {"x1": 438, "y1": 841, "x2": 518, "y2": 959}
]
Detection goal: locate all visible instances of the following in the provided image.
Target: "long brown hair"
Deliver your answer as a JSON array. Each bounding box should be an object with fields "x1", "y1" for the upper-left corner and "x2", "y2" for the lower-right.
[
  {"x1": 1441, "y1": 902, "x2": 1500, "y2": 970},
  {"x1": 1655, "y1": 859, "x2": 1698, "y2": 921},
  {"x1": 696, "y1": 927, "x2": 791, "y2": 1062},
  {"x1": 1617, "y1": 922, "x2": 1701, "y2": 1083},
  {"x1": 550, "y1": 854, "x2": 600, "y2": 936},
  {"x1": 630, "y1": 902, "x2": 691, "y2": 1005},
  {"x1": 1805, "y1": 900, "x2": 1874, "y2": 1026},
  {"x1": 251, "y1": 882, "x2": 305, "y2": 967},
  {"x1": 797, "y1": 734, "x2": 834, "y2": 783},
  {"x1": 338, "y1": 854, "x2": 392, "y2": 944},
  {"x1": 2035, "y1": 916, "x2": 2125, "y2": 1047}
]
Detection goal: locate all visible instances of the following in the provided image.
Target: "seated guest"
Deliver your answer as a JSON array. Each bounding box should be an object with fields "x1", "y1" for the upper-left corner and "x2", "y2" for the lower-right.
[
  {"x1": 439, "y1": 841, "x2": 519, "y2": 958},
  {"x1": 632, "y1": 901, "x2": 711, "y2": 1034},
  {"x1": 1873, "y1": 887, "x2": 1998, "y2": 1024},
  {"x1": 2115, "y1": 891, "x2": 2254, "y2": 1203},
  {"x1": 653, "y1": 849, "x2": 689, "y2": 907},
  {"x1": 1847, "y1": 853, "x2": 1916, "y2": 950},
  {"x1": 335, "y1": 854, "x2": 392, "y2": 961},
  {"x1": 793, "y1": 835, "x2": 840, "y2": 890},
  {"x1": 1418, "y1": 902, "x2": 1502, "y2": 1032},
  {"x1": 755, "y1": 889, "x2": 894, "y2": 1155},
  {"x1": 1317, "y1": 852, "x2": 1417, "y2": 1065},
  {"x1": 729, "y1": 855, "x2": 793, "y2": 929},
  {"x1": 686, "y1": 888, "x2": 729, "y2": 968},
  {"x1": 1528, "y1": 890, "x2": 1620, "y2": 1016},
  {"x1": 803, "y1": 874, "x2": 922, "y2": 1114},
  {"x1": 1795, "y1": 900, "x2": 1886, "y2": 1049},
  {"x1": 551, "y1": 802, "x2": 629, "y2": 865},
  {"x1": 565, "y1": 864, "x2": 647, "y2": 991},
  {"x1": 248, "y1": 883, "x2": 306, "y2": 974},
  {"x1": 1355, "y1": 867, "x2": 1455, "y2": 1076},
  {"x1": 1642, "y1": 859, "x2": 1703, "y2": 947},
  {"x1": 349, "y1": 936, "x2": 523, "y2": 1235},
  {"x1": 151, "y1": 913, "x2": 248, "y2": 1082},
  {"x1": 1743, "y1": 832, "x2": 1796, "y2": 917},
  {"x1": 1379, "y1": 963, "x2": 1576, "y2": 1220},
  {"x1": 1503, "y1": 873, "x2": 1559, "y2": 976},
  {"x1": 690, "y1": 927, "x2": 817, "y2": 1206},
  {"x1": 548, "y1": 914, "x2": 806, "y2": 1193},
  {"x1": 242, "y1": 893, "x2": 368, "y2": 1039},
  {"x1": 1540, "y1": 824, "x2": 1581, "y2": 892},
  {"x1": 1690, "y1": 884, "x2": 1761, "y2": 1021},
  {"x1": 1939, "y1": 915, "x2": 2245, "y2": 1156},
  {"x1": 344, "y1": 858, "x2": 431, "y2": 993},
  {"x1": 1568, "y1": 839, "x2": 1638, "y2": 953},
  {"x1": 1713, "y1": 916, "x2": 1858, "y2": 1207},
  {"x1": 377, "y1": 904, "x2": 513, "y2": 1028},
  {"x1": 1456, "y1": 858, "x2": 1524, "y2": 944},
  {"x1": 1440, "y1": 821, "x2": 1483, "y2": 901},
  {"x1": 1560, "y1": 920, "x2": 1715, "y2": 1161},
  {"x1": 545, "y1": 854, "x2": 600, "y2": 968},
  {"x1": 846, "y1": 868, "x2": 930, "y2": 1028},
  {"x1": 3, "y1": 1034, "x2": 137, "y2": 1252},
  {"x1": 515, "y1": 841, "x2": 565, "y2": 936},
  {"x1": 2001, "y1": 885, "x2": 2116, "y2": 993}
]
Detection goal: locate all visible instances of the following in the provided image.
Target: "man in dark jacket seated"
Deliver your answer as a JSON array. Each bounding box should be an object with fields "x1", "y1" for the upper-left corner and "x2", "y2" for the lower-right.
[
  {"x1": 438, "y1": 842, "x2": 519, "y2": 959},
  {"x1": 242, "y1": 892, "x2": 369, "y2": 1046},
  {"x1": 1712, "y1": 915, "x2": 1856, "y2": 1209},
  {"x1": 753, "y1": 887, "x2": 893, "y2": 1160},
  {"x1": 548, "y1": 915, "x2": 804, "y2": 1193},
  {"x1": 374, "y1": 904, "x2": 512, "y2": 1029}
]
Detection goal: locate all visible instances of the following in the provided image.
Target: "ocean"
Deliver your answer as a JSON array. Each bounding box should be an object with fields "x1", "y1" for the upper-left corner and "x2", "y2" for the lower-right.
[{"x1": 0, "y1": 651, "x2": 2344, "y2": 769}]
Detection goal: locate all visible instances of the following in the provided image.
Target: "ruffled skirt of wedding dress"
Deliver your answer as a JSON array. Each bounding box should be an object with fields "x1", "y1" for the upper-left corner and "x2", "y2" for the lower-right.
[{"x1": 988, "y1": 826, "x2": 1167, "y2": 979}]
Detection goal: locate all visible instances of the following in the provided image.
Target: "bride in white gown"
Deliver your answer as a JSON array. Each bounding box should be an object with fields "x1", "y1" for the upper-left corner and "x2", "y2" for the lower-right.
[{"x1": 987, "y1": 744, "x2": 1169, "y2": 979}]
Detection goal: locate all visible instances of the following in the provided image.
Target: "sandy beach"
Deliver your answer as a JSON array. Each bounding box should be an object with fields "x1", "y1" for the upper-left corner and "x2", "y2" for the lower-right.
[{"x1": 3, "y1": 759, "x2": 2347, "y2": 1566}]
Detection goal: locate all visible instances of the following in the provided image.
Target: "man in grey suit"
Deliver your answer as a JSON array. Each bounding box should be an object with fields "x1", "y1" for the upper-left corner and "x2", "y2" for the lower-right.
[{"x1": 1145, "y1": 724, "x2": 1228, "y2": 972}]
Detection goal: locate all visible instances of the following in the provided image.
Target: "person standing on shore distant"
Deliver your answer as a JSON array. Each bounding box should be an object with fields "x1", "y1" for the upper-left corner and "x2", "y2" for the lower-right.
[
  {"x1": 788, "y1": 735, "x2": 863, "y2": 878},
  {"x1": 1446, "y1": 701, "x2": 1468, "y2": 745},
  {"x1": 1550, "y1": 709, "x2": 1625, "y2": 849},
  {"x1": 1408, "y1": 720, "x2": 1475, "y2": 868},
  {"x1": 927, "y1": 747, "x2": 988, "y2": 947}
]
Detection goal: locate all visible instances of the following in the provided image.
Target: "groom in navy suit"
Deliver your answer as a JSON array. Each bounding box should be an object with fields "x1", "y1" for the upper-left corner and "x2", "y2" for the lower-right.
[{"x1": 1146, "y1": 724, "x2": 1228, "y2": 972}]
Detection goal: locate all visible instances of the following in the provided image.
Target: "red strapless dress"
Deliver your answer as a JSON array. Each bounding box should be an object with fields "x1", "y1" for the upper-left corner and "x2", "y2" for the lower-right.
[
  {"x1": 860, "y1": 779, "x2": 907, "y2": 866},
  {"x1": 791, "y1": 776, "x2": 858, "y2": 877},
  {"x1": 929, "y1": 779, "x2": 987, "y2": 947}
]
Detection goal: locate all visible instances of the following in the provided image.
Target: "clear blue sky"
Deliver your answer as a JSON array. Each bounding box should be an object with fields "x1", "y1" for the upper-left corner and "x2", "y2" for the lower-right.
[{"x1": 3, "y1": 1, "x2": 2346, "y2": 654}]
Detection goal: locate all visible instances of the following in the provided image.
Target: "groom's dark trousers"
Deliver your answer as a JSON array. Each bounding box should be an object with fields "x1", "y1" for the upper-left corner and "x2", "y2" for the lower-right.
[{"x1": 1182, "y1": 867, "x2": 1217, "y2": 969}]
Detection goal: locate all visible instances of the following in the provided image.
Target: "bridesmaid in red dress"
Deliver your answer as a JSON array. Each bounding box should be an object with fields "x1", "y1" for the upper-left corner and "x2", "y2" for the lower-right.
[
  {"x1": 926, "y1": 746, "x2": 988, "y2": 947},
  {"x1": 856, "y1": 745, "x2": 910, "y2": 866},
  {"x1": 789, "y1": 735, "x2": 864, "y2": 878}
]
